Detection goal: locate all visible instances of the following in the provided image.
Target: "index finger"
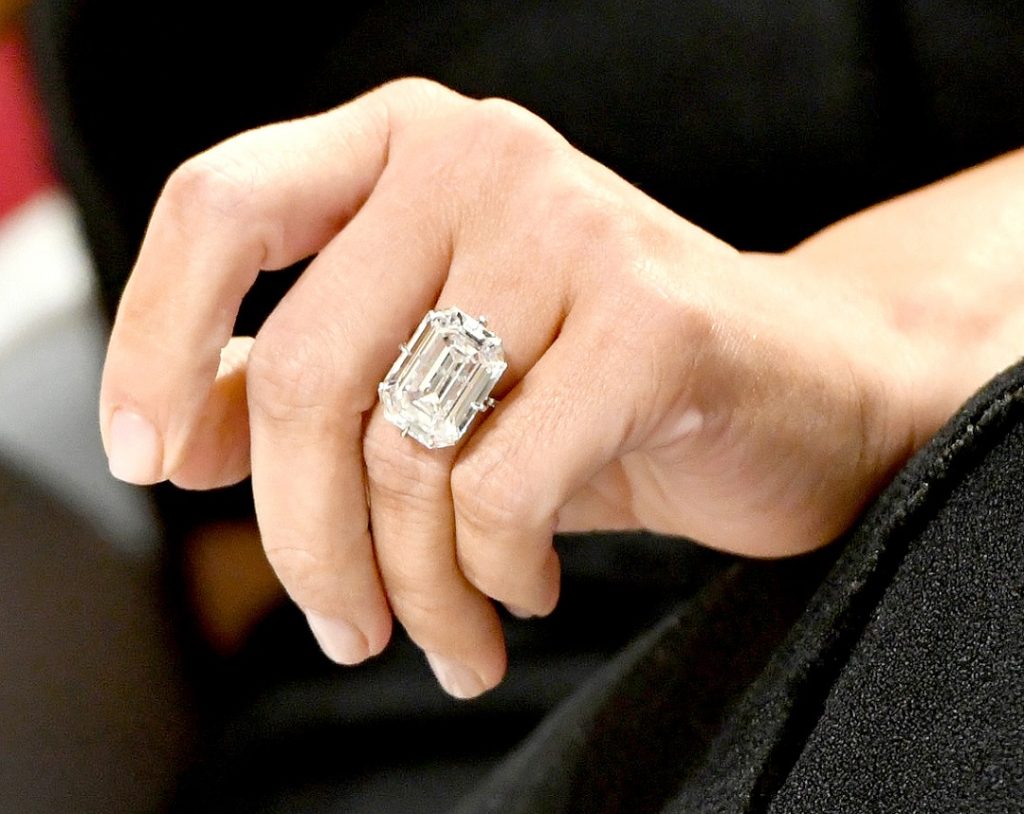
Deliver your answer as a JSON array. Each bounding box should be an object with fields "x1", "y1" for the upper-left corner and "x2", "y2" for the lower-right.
[{"x1": 100, "y1": 78, "x2": 462, "y2": 483}]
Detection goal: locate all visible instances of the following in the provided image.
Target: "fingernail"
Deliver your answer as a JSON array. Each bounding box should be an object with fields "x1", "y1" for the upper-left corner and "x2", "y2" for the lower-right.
[
  {"x1": 425, "y1": 652, "x2": 486, "y2": 699},
  {"x1": 307, "y1": 612, "x2": 369, "y2": 665},
  {"x1": 107, "y1": 409, "x2": 164, "y2": 484}
]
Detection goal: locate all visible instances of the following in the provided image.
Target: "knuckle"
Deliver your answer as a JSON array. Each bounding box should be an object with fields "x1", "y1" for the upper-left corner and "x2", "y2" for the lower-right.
[
  {"x1": 159, "y1": 136, "x2": 291, "y2": 268},
  {"x1": 451, "y1": 442, "x2": 532, "y2": 533},
  {"x1": 535, "y1": 165, "x2": 638, "y2": 265},
  {"x1": 368, "y1": 78, "x2": 465, "y2": 148},
  {"x1": 247, "y1": 322, "x2": 354, "y2": 425},
  {"x1": 566, "y1": 190, "x2": 634, "y2": 254},
  {"x1": 364, "y1": 425, "x2": 445, "y2": 510},
  {"x1": 472, "y1": 96, "x2": 547, "y2": 138},
  {"x1": 584, "y1": 212, "x2": 715, "y2": 351},
  {"x1": 457, "y1": 97, "x2": 564, "y2": 173},
  {"x1": 164, "y1": 147, "x2": 266, "y2": 224},
  {"x1": 381, "y1": 75, "x2": 452, "y2": 104},
  {"x1": 262, "y1": 542, "x2": 332, "y2": 610},
  {"x1": 455, "y1": 547, "x2": 506, "y2": 600},
  {"x1": 385, "y1": 581, "x2": 448, "y2": 627}
]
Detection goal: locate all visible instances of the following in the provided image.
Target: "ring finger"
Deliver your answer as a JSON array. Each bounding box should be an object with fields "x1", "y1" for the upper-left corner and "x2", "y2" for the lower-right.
[{"x1": 363, "y1": 247, "x2": 571, "y2": 697}]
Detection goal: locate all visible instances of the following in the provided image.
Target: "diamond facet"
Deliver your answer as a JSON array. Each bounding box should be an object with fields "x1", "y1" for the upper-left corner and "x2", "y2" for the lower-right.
[{"x1": 378, "y1": 307, "x2": 507, "y2": 449}]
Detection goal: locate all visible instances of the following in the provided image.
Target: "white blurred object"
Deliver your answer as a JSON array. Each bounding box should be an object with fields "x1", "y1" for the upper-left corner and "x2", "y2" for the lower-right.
[
  {"x1": 0, "y1": 190, "x2": 94, "y2": 349},
  {"x1": 0, "y1": 190, "x2": 158, "y2": 553}
]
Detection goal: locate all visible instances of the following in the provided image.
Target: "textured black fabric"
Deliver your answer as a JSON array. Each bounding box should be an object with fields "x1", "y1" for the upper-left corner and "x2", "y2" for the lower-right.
[
  {"x1": 454, "y1": 359, "x2": 1024, "y2": 814},
  {"x1": 451, "y1": 551, "x2": 839, "y2": 814},
  {"x1": 767, "y1": 384, "x2": 1024, "y2": 811},
  {"x1": 665, "y1": 359, "x2": 1024, "y2": 814}
]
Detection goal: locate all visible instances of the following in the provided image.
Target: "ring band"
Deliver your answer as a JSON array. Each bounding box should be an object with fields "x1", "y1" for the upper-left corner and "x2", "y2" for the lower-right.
[{"x1": 378, "y1": 307, "x2": 507, "y2": 449}]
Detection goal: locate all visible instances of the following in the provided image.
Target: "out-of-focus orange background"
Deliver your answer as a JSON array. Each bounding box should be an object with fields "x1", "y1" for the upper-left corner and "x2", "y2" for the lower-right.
[{"x1": 0, "y1": 0, "x2": 28, "y2": 35}]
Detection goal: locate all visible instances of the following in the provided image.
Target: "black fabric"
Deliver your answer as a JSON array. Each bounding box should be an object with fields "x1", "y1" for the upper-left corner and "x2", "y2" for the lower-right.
[
  {"x1": 451, "y1": 550, "x2": 839, "y2": 814},
  {"x1": 455, "y1": 359, "x2": 1024, "y2": 813},
  {"x1": 767, "y1": 387, "x2": 1024, "y2": 811},
  {"x1": 673, "y1": 360, "x2": 1024, "y2": 813},
  {"x1": 169, "y1": 534, "x2": 727, "y2": 813}
]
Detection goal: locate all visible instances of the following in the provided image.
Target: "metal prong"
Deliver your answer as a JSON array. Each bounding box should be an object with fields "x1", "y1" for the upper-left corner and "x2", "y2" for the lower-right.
[
  {"x1": 399, "y1": 343, "x2": 410, "y2": 354},
  {"x1": 401, "y1": 427, "x2": 409, "y2": 438},
  {"x1": 477, "y1": 315, "x2": 488, "y2": 326},
  {"x1": 470, "y1": 397, "x2": 496, "y2": 413}
]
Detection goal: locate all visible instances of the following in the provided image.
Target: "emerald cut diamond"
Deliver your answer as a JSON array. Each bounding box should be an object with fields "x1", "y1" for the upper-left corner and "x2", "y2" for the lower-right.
[{"x1": 378, "y1": 307, "x2": 507, "y2": 449}]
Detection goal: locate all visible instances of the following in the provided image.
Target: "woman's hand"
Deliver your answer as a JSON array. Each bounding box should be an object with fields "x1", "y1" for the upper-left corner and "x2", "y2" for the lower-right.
[{"x1": 100, "y1": 79, "x2": 948, "y2": 697}]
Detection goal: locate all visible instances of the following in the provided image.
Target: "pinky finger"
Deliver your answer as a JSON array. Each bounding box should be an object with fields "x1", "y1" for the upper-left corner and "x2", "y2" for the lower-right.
[{"x1": 169, "y1": 337, "x2": 254, "y2": 490}]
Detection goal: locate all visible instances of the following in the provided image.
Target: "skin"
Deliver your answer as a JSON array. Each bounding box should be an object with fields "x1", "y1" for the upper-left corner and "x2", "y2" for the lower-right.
[{"x1": 100, "y1": 79, "x2": 1024, "y2": 698}]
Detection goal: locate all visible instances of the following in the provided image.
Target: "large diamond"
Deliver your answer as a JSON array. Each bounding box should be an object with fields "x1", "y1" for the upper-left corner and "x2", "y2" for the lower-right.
[{"x1": 378, "y1": 307, "x2": 507, "y2": 449}]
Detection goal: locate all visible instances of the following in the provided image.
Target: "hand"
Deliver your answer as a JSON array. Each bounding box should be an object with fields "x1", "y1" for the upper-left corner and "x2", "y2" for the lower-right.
[{"x1": 100, "y1": 79, "x2": 928, "y2": 697}]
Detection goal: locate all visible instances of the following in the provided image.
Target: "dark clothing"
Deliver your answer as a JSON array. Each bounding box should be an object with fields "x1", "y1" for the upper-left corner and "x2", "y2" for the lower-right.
[
  {"x1": 27, "y1": 1, "x2": 1024, "y2": 811},
  {"x1": 457, "y1": 361, "x2": 1024, "y2": 814}
]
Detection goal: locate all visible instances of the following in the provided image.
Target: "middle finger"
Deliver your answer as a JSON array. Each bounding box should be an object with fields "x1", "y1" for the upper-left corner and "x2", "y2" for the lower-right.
[{"x1": 246, "y1": 171, "x2": 452, "y2": 664}]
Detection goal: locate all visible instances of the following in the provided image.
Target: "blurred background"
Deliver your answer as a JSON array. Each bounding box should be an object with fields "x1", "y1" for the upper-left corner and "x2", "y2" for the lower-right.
[{"x1": 0, "y1": 7, "x2": 195, "y2": 813}]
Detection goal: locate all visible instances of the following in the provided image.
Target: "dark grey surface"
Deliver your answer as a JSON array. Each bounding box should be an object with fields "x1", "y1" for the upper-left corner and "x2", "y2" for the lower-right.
[{"x1": 0, "y1": 455, "x2": 193, "y2": 813}]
